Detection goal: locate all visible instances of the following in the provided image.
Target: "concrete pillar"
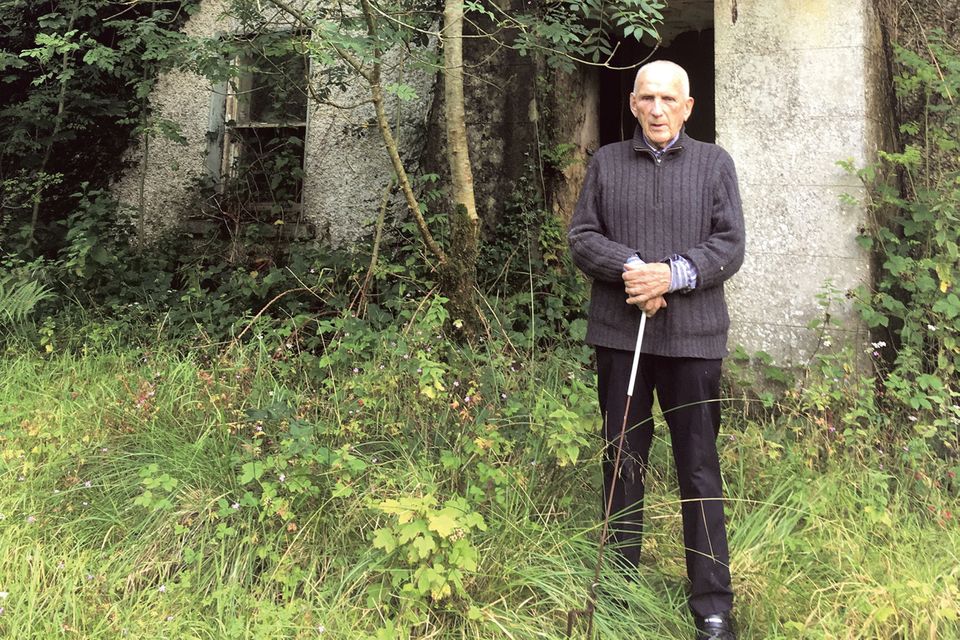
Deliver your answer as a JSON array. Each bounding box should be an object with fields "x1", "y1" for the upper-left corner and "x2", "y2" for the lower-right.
[{"x1": 715, "y1": 0, "x2": 884, "y2": 363}]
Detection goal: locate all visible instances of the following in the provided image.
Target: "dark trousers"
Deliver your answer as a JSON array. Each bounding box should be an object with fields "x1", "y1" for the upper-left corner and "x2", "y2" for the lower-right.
[{"x1": 596, "y1": 346, "x2": 734, "y2": 617}]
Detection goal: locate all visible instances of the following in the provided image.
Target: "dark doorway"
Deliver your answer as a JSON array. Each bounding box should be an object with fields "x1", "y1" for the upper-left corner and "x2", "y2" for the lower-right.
[{"x1": 598, "y1": 29, "x2": 715, "y2": 146}]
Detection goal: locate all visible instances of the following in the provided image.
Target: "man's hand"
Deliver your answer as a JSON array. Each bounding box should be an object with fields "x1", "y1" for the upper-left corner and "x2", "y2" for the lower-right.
[
  {"x1": 623, "y1": 261, "x2": 671, "y2": 306},
  {"x1": 640, "y1": 295, "x2": 667, "y2": 317}
]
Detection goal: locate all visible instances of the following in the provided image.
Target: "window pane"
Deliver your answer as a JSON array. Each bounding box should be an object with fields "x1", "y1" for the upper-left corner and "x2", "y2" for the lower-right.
[{"x1": 245, "y1": 48, "x2": 307, "y2": 123}]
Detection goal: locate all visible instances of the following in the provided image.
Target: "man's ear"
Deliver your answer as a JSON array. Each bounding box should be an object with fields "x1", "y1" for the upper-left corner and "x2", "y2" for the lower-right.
[
  {"x1": 683, "y1": 96, "x2": 695, "y2": 122},
  {"x1": 629, "y1": 92, "x2": 640, "y2": 119}
]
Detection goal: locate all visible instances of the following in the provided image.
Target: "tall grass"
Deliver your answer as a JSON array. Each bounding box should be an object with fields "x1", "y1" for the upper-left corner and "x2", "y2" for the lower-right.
[{"x1": 0, "y1": 337, "x2": 957, "y2": 639}]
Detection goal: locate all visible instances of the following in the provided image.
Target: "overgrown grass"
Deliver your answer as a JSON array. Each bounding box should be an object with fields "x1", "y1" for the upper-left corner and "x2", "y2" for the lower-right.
[{"x1": 1, "y1": 328, "x2": 957, "y2": 639}]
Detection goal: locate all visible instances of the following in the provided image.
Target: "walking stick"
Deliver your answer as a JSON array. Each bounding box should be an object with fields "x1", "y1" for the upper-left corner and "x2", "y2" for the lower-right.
[{"x1": 567, "y1": 258, "x2": 648, "y2": 638}]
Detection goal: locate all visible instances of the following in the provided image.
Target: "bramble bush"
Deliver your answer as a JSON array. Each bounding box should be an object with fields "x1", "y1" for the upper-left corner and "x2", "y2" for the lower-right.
[{"x1": 842, "y1": 29, "x2": 960, "y2": 455}]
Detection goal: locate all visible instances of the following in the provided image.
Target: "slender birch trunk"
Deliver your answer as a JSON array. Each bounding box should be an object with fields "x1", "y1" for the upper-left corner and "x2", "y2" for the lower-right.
[{"x1": 441, "y1": 0, "x2": 481, "y2": 337}]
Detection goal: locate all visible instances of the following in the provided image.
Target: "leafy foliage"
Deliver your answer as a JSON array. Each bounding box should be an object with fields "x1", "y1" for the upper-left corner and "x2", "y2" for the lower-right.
[
  {"x1": 0, "y1": 268, "x2": 52, "y2": 330},
  {"x1": 0, "y1": 0, "x2": 200, "y2": 256},
  {"x1": 845, "y1": 30, "x2": 960, "y2": 449}
]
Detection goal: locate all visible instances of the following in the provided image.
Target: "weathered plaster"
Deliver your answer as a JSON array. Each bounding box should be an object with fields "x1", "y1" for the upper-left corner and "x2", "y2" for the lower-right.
[
  {"x1": 114, "y1": 0, "x2": 436, "y2": 246},
  {"x1": 715, "y1": 0, "x2": 883, "y2": 364},
  {"x1": 653, "y1": 0, "x2": 714, "y2": 44},
  {"x1": 114, "y1": 1, "x2": 230, "y2": 236}
]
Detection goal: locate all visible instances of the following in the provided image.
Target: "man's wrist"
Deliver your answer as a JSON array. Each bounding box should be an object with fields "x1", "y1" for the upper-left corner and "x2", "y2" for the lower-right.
[{"x1": 666, "y1": 254, "x2": 698, "y2": 293}]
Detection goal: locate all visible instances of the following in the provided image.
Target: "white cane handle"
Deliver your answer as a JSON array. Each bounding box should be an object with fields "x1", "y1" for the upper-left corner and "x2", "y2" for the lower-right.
[{"x1": 626, "y1": 312, "x2": 646, "y2": 397}]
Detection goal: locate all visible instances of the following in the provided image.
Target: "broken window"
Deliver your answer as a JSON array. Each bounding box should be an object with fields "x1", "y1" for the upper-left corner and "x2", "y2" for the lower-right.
[{"x1": 212, "y1": 32, "x2": 310, "y2": 224}]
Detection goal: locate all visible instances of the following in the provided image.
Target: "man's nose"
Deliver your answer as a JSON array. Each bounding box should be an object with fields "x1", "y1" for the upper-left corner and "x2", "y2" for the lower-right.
[{"x1": 650, "y1": 98, "x2": 664, "y2": 116}]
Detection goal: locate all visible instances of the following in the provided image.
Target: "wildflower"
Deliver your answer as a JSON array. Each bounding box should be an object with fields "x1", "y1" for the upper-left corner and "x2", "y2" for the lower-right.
[
  {"x1": 17, "y1": 476, "x2": 24, "y2": 482},
  {"x1": 453, "y1": 380, "x2": 460, "y2": 387},
  {"x1": 101, "y1": 448, "x2": 108, "y2": 453},
  {"x1": 278, "y1": 474, "x2": 286, "y2": 483},
  {"x1": 26, "y1": 516, "x2": 35, "y2": 524},
  {"x1": 0, "y1": 607, "x2": 4, "y2": 615},
  {"x1": 353, "y1": 368, "x2": 359, "y2": 373},
  {"x1": 317, "y1": 624, "x2": 326, "y2": 634},
  {"x1": 231, "y1": 502, "x2": 240, "y2": 510},
  {"x1": 84, "y1": 481, "x2": 92, "y2": 488},
  {"x1": 0, "y1": 591, "x2": 8, "y2": 599},
  {"x1": 86, "y1": 574, "x2": 93, "y2": 581},
  {"x1": 57, "y1": 561, "x2": 64, "y2": 569},
  {"x1": 870, "y1": 341, "x2": 887, "y2": 349},
  {"x1": 464, "y1": 396, "x2": 471, "y2": 404},
  {"x1": 908, "y1": 415, "x2": 918, "y2": 422},
  {"x1": 928, "y1": 324, "x2": 937, "y2": 331},
  {"x1": 158, "y1": 585, "x2": 166, "y2": 593},
  {"x1": 166, "y1": 615, "x2": 174, "y2": 622},
  {"x1": 501, "y1": 393, "x2": 507, "y2": 400},
  {"x1": 872, "y1": 350, "x2": 880, "y2": 358}
]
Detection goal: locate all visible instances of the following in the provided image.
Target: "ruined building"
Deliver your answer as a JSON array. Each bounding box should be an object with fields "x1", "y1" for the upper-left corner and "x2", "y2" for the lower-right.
[{"x1": 114, "y1": 0, "x2": 891, "y2": 364}]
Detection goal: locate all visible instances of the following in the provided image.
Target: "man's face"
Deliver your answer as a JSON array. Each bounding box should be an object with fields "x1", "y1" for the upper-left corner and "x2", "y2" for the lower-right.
[{"x1": 629, "y1": 67, "x2": 694, "y2": 148}]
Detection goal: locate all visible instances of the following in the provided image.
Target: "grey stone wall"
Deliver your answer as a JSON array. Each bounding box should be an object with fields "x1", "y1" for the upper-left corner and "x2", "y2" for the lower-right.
[
  {"x1": 714, "y1": 0, "x2": 884, "y2": 363},
  {"x1": 113, "y1": 0, "x2": 436, "y2": 247}
]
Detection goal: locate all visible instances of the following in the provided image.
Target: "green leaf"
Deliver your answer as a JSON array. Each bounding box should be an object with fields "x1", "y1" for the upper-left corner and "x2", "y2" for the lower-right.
[
  {"x1": 238, "y1": 461, "x2": 265, "y2": 484},
  {"x1": 427, "y1": 513, "x2": 458, "y2": 538},
  {"x1": 371, "y1": 528, "x2": 397, "y2": 553},
  {"x1": 412, "y1": 534, "x2": 437, "y2": 559}
]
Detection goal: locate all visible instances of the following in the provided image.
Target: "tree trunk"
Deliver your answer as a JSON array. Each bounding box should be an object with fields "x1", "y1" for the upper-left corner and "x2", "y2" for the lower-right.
[{"x1": 441, "y1": 0, "x2": 481, "y2": 338}]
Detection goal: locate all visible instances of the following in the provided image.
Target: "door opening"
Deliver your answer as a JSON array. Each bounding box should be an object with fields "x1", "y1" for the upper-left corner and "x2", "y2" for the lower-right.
[{"x1": 598, "y1": 23, "x2": 715, "y2": 146}]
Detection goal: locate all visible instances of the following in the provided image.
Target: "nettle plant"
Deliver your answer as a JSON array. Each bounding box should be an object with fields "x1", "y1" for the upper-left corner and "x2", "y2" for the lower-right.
[{"x1": 844, "y1": 30, "x2": 960, "y2": 448}]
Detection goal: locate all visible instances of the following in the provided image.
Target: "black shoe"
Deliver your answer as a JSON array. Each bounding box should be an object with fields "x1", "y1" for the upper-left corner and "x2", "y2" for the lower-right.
[{"x1": 693, "y1": 612, "x2": 735, "y2": 640}]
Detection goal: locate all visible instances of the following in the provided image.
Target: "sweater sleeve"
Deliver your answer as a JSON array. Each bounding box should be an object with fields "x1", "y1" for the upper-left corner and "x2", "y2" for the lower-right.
[
  {"x1": 681, "y1": 152, "x2": 746, "y2": 290},
  {"x1": 568, "y1": 155, "x2": 637, "y2": 283}
]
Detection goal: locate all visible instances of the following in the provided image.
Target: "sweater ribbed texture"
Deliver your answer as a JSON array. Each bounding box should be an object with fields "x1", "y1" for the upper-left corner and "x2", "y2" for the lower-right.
[{"x1": 568, "y1": 128, "x2": 746, "y2": 358}]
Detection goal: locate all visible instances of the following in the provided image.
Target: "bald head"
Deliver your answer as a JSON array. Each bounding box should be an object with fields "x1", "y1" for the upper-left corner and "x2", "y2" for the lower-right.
[
  {"x1": 634, "y1": 60, "x2": 691, "y2": 99},
  {"x1": 629, "y1": 60, "x2": 694, "y2": 147}
]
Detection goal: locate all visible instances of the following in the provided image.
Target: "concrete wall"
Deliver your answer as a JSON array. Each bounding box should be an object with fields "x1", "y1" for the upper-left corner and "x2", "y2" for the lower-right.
[
  {"x1": 714, "y1": 0, "x2": 883, "y2": 363},
  {"x1": 113, "y1": 2, "x2": 226, "y2": 236},
  {"x1": 113, "y1": 0, "x2": 435, "y2": 246}
]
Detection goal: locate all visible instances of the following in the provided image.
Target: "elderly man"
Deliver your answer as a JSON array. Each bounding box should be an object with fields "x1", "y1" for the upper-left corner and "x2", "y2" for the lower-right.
[{"x1": 568, "y1": 60, "x2": 745, "y2": 640}]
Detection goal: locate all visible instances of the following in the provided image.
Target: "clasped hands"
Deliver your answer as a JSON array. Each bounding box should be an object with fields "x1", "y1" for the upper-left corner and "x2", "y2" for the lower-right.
[{"x1": 623, "y1": 260, "x2": 670, "y2": 317}]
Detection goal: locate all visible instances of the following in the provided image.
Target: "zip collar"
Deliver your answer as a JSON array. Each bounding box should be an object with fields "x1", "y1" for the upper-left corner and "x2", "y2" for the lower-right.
[{"x1": 632, "y1": 125, "x2": 688, "y2": 161}]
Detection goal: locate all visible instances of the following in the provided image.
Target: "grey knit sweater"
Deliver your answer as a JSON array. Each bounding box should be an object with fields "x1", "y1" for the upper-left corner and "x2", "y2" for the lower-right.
[{"x1": 568, "y1": 127, "x2": 746, "y2": 358}]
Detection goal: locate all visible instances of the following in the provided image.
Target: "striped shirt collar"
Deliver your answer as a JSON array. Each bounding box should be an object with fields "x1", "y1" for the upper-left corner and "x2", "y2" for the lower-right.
[{"x1": 641, "y1": 129, "x2": 682, "y2": 158}]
